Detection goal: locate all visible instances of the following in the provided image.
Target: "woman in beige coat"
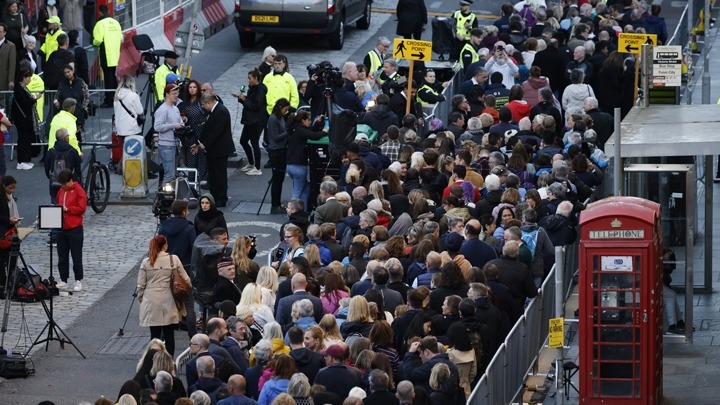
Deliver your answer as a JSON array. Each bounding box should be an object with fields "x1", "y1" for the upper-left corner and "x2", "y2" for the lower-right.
[{"x1": 137, "y1": 235, "x2": 192, "y2": 355}]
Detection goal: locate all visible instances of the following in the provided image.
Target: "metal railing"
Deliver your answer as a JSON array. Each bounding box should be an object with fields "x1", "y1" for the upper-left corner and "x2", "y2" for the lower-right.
[
  {"x1": 468, "y1": 245, "x2": 580, "y2": 405},
  {"x1": 3, "y1": 87, "x2": 116, "y2": 159}
]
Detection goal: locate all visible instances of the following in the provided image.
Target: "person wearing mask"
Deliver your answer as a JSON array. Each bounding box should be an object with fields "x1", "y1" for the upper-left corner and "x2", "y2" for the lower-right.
[
  {"x1": 285, "y1": 109, "x2": 328, "y2": 208},
  {"x1": 92, "y1": 4, "x2": 122, "y2": 107},
  {"x1": 55, "y1": 169, "x2": 87, "y2": 292},
  {"x1": 154, "y1": 84, "x2": 184, "y2": 186},
  {"x1": 0, "y1": 176, "x2": 20, "y2": 293},
  {"x1": 234, "y1": 69, "x2": 268, "y2": 176},
  {"x1": 267, "y1": 98, "x2": 291, "y2": 214}
]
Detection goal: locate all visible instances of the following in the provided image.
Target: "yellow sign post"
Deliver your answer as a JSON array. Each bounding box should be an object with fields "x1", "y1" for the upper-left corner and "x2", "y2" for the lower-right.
[
  {"x1": 619, "y1": 33, "x2": 657, "y2": 105},
  {"x1": 618, "y1": 33, "x2": 658, "y2": 54},
  {"x1": 549, "y1": 317, "x2": 564, "y2": 348},
  {"x1": 393, "y1": 38, "x2": 433, "y2": 115}
]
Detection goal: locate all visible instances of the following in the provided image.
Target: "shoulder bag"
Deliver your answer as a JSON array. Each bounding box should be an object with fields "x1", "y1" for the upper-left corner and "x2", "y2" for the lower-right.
[
  {"x1": 119, "y1": 98, "x2": 146, "y2": 126},
  {"x1": 169, "y1": 254, "x2": 190, "y2": 301}
]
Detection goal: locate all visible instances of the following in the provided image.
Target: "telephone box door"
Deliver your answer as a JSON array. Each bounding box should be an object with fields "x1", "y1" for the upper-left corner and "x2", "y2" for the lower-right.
[{"x1": 581, "y1": 248, "x2": 655, "y2": 403}]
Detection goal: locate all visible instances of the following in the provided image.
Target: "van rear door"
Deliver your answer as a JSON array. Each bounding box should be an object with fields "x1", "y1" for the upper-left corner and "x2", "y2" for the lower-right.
[
  {"x1": 239, "y1": 0, "x2": 281, "y2": 26},
  {"x1": 282, "y1": 0, "x2": 329, "y2": 28}
]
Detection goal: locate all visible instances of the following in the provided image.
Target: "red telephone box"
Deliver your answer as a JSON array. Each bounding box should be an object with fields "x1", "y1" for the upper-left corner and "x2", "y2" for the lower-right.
[{"x1": 578, "y1": 197, "x2": 663, "y2": 404}]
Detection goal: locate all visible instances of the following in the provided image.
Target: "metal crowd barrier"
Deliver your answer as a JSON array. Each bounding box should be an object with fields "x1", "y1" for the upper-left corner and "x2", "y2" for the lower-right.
[
  {"x1": 469, "y1": 248, "x2": 575, "y2": 405},
  {"x1": 2, "y1": 87, "x2": 116, "y2": 160}
]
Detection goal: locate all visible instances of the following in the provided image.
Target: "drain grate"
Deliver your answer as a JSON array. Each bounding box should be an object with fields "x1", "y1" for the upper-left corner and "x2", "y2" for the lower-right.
[
  {"x1": 97, "y1": 331, "x2": 152, "y2": 355},
  {"x1": 231, "y1": 202, "x2": 271, "y2": 215}
]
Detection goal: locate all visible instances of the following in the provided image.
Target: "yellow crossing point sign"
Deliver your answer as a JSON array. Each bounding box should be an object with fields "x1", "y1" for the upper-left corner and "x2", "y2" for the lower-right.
[
  {"x1": 393, "y1": 38, "x2": 432, "y2": 61},
  {"x1": 619, "y1": 33, "x2": 658, "y2": 54},
  {"x1": 549, "y1": 317, "x2": 564, "y2": 348}
]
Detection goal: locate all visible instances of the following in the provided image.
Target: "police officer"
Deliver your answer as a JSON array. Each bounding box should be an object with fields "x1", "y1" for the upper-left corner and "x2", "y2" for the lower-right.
[
  {"x1": 459, "y1": 28, "x2": 483, "y2": 71},
  {"x1": 416, "y1": 69, "x2": 447, "y2": 105},
  {"x1": 93, "y1": 4, "x2": 123, "y2": 108},
  {"x1": 363, "y1": 37, "x2": 390, "y2": 79},
  {"x1": 154, "y1": 51, "x2": 179, "y2": 102},
  {"x1": 453, "y1": 0, "x2": 478, "y2": 60}
]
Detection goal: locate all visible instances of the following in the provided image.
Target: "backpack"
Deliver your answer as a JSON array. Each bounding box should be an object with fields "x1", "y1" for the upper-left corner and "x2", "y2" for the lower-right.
[
  {"x1": 466, "y1": 328, "x2": 484, "y2": 373},
  {"x1": 521, "y1": 228, "x2": 539, "y2": 259},
  {"x1": 50, "y1": 148, "x2": 72, "y2": 187}
]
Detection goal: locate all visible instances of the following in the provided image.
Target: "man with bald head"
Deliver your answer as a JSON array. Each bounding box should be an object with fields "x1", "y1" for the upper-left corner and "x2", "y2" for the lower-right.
[
  {"x1": 275, "y1": 273, "x2": 324, "y2": 326},
  {"x1": 487, "y1": 240, "x2": 537, "y2": 322},
  {"x1": 218, "y1": 374, "x2": 257, "y2": 405},
  {"x1": 185, "y1": 333, "x2": 227, "y2": 388},
  {"x1": 460, "y1": 219, "x2": 498, "y2": 268}
]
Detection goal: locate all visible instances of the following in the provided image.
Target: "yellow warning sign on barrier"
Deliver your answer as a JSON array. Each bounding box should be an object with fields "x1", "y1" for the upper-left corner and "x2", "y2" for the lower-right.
[
  {"x1": 549, "y1": 317, "x2": 564, "y2": 348},
  {"x1": 618, "y1": 33, "x2": 657, "y2": 54},
  {"x1": 393, "y1": 38, "x2": 432, "y2": 61}
]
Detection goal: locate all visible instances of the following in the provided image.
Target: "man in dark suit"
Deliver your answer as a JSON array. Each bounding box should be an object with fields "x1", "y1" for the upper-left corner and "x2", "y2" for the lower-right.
[
  {"x1": 213, "y1": 259, "x2": 242, "y2": 306},
  {"x1": 185, "y1": 333, "x2": 226, "y2": 388},
  {"x1": 275, "y1": 273, "x2": 324, "y2": 326},
  {"x1": 198, "y1": 93, "x2": 235, "y2": 207},
  {"x1": 222, "y1": 316, "x2": 251, "y2": 375},
  {"x1": 314, "y1": 180, "x2": 345, "y2": 224},
  {"x1": 486, "y1": 241, "x2": 537, "y2": 323},
  {"x1": 288, "y1": 326, "x2": 325, "y2": 383},
  {"x1": 531, "y1": 38, "x2": 570, "y2": 96},
  {"x1": 364, "y1": 370, "x2": 399, "y2": 405}
]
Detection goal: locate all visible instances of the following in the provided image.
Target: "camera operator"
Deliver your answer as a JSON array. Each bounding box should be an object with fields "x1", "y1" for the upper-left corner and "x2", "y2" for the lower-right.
[
  {"x1": 304, "y1": 61, "x2": 334, "y2": 118},
  {"x1": 158, "y1": 199, "x2": 198, "y2": 337},
  {"x1": 154, "y1": 84, "x2": 184, "y2": 185}
]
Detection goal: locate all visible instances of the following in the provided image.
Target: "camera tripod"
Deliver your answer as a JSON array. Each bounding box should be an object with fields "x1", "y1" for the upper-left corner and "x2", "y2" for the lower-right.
[{"x1": 0, "y1": 237, "x2": 85, "y2": 358}]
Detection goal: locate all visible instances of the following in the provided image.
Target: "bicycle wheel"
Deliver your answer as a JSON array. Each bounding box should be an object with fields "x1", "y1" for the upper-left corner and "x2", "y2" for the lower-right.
[{"x1": 89, "y1": 164, "x2": 111, "y2": 213}]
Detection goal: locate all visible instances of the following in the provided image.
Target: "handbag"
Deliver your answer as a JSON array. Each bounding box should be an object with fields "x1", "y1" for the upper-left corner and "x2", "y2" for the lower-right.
[
  {"x1": 119, "y1": 98, "x2": 145, "y2": 126},
  {"x1": 168, "y1": 255, "x2": 190, "y2": 301},
  {"x1": 0, "y1": 226, "x2": 17, "y2": 249}
]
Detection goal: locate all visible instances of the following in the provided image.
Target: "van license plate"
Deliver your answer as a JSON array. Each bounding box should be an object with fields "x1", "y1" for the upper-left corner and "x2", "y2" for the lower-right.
[{"x1": 252, "y1": 15, "x2": 279, "y2": 23}]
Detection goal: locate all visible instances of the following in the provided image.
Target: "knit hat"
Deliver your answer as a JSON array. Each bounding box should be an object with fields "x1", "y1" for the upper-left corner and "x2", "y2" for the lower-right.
[
  {"x1": 214, "y1": 300, "x2": 237, "y2": 316},
  {"x1": 446, "y1": 232, "x2": 465, "y2": 252},
  {"x1": 217, "y1": 258, "x2": 234, "y2": 271}
]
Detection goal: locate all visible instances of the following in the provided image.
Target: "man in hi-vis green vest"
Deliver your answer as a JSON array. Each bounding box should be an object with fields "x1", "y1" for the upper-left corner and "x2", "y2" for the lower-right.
[
  {"x1": 93, "y1": 5, "x2": 122, "y2": 107},
  {"x1": 452, "y1": 0, "x2": 478, "y2": 61}
]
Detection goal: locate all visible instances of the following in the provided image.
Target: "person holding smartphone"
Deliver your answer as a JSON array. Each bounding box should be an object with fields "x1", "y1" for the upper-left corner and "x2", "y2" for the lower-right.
[
  {"x1": 484, "y1": 41, "x2": 519, "y2": 90},
  {"x1": 234, "y1": 69, "x2": 268, "y2": 176}
]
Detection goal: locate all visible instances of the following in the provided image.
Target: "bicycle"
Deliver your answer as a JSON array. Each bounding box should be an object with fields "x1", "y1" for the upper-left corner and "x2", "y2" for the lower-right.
[{"x1": 81, "y1": 142, "x2": 116, "y2": 213}]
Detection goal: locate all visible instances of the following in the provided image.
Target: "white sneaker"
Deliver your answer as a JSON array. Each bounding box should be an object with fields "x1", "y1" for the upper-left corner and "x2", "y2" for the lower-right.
[
  {"x1": 56, "y1": 281, "x2": 68, "y2": 289},
  {"x1": 26, "y1": 162, "x2": 34, "y2": 168},
  {"x1": 16, "y1": 163, "x2": 30, "y2": 170},
  {"x1": 72, "y1": 281, "x2": 82, "y2": 292},
  {"x1": 246, "y1": 168, "x2": 262, "y2": 176},
  {"x1": 240, "y1": 164, "x2": 254, "y2": 172}
]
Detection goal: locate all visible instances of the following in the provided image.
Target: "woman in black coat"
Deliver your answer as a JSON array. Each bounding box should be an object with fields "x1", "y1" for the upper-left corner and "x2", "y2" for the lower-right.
[
  {"x1": 396, "y1": 0, "x2": 427, "y2": 40},
  {"x1": 285, "y1": 109, "x2": 327, "y2": 208},
  {"x1": 54, "y1": 64, "x2": 89, "y2": 143},
  {"x1": 234, "y1": 69, "x2": 268, "y2": 174},
  {"x1": 194, "y1": 194, "x2": 228, "y2": 236},
  {"x1": 11, "y1": 66, "x2": 37, "y2": 168}
]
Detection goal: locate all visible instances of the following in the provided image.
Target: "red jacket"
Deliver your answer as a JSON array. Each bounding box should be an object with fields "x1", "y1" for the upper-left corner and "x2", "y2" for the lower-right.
[{"x1": 56, "y1": 181, "x2": 87, "y2": 230}]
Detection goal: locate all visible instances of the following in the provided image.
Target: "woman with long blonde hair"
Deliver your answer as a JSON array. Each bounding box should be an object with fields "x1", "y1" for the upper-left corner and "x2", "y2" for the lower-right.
[
  {"x1": 303, "y1": 244, "x2": 322, "y2": 275},
  {"x1": 319, "y1": 314, "x2": 344, "y2": 346},
  {"x1": 256, "y1": 266, "x2": 279, "y2": 308},
  {"x1": 137, "y1": 235, "x2": 191, "y2": 356},
  {"x1": 231, "y1": 235, "x2": 260, "y2": 292},
  {"x1": 340, "y1": 296, "x2": 375, "y2": 339},
  {"x1": 237, "y1": 283, "x2": 275, "y2": 328}
]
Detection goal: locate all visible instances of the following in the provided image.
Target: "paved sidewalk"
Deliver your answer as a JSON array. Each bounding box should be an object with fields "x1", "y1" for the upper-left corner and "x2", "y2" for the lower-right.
[{"x1": 1, "y1": 206, "x2": 157, "y2": 357}]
